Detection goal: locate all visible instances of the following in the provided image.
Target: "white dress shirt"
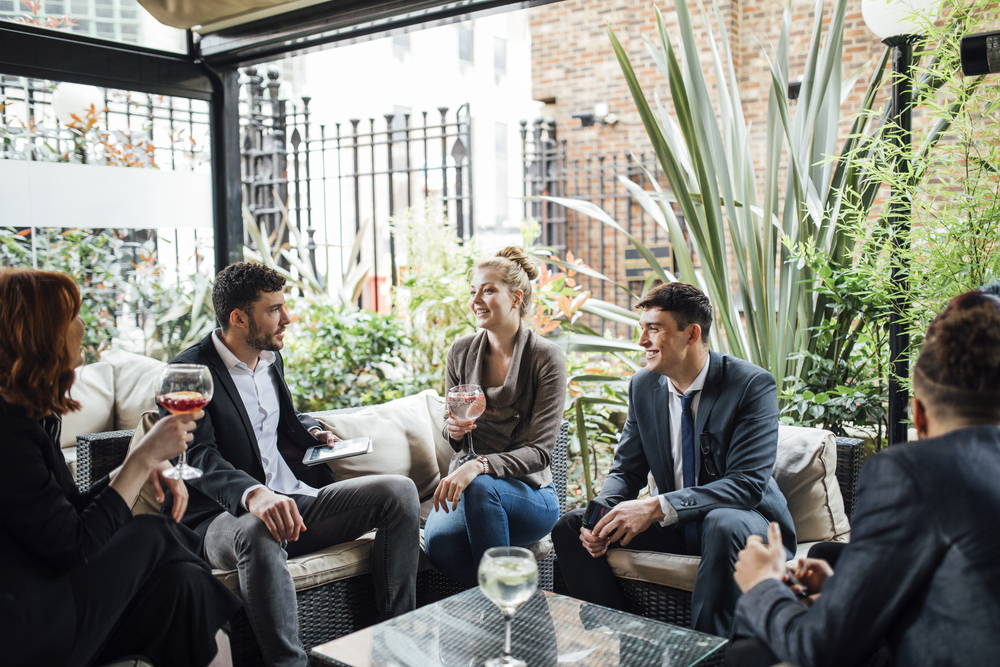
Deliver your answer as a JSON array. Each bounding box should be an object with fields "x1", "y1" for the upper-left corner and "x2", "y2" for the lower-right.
[
  {"x1": 654, "y1": 353, "x2": 711, "y2": 526},
  {"x1": 211, "y1": 330, "x2": 318, "y2": 508}
]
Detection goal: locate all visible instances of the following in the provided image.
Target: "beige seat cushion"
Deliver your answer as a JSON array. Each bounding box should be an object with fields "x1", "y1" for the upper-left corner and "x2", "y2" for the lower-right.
[
  {"x1": 62, "y1": 361, "x2": 116, "y2": 447},
  {"x1": 316, "y1": 390, "x2": 447, "y2": 501},
  {"x1": 773, "y1": 425, "x2": 850, "y2": 543},
  {"x1": 125, "y1": 411, "x2": 165, "y2": 515},
  {"x1": 609, "y1": 425, "x2": 851, "y2": 590},
  {"x1": 101, "y1": 349, "x2": 165, "y2": 432}
]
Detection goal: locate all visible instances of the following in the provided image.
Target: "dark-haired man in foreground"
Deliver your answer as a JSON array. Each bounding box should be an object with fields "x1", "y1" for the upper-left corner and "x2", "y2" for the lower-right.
[
  {"x1": 730, "y1": 291, "x2": 1000, "y2": 667},
  {"x1": 166, "y1": 262, "x2": 420, "y2": 667},
  {"x1": 552, "y1": 282, "x2": 795, "y2": 637}
]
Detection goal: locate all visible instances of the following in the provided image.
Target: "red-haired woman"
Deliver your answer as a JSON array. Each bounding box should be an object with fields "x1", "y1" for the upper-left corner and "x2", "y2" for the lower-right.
[{"x1": 0, "y1": 268, "x2": 241, "y2": 667}]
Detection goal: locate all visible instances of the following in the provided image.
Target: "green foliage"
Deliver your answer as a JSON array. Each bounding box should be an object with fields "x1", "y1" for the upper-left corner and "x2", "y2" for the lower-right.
[
  {"x1": 392, "y1": 204, "x2": 479, "y2": 394},
  {"x1": 0, "y1": 226, "x2": 122, "y2": 362},
  {"x1": 283, "y1": 298, "x2": 432, "y2": 411}
]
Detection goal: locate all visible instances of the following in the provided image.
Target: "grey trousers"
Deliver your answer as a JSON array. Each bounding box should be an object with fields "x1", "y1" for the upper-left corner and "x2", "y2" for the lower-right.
[{"x1": 204, "y1": 474, "x2": 420, "y2": 667}]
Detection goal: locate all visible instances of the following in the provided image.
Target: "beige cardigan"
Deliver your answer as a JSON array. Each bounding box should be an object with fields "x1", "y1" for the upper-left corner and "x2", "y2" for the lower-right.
[{"x1": 445, "y1": 326, "x2": 567, "y2": 489}]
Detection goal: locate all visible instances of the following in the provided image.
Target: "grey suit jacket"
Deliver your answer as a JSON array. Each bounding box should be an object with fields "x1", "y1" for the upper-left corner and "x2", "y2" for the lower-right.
[
  {"x1": 735, "y1": 424, "x2": 1000, "y2": 667},
  {"x1": 599, "y1": 349, "x2": 795, "y2": 554}
]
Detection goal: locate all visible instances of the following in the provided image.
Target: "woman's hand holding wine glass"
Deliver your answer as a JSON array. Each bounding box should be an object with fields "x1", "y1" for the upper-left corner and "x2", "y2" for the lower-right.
[{"x1": 156, "y1": 364, "x2": 213, "y2": 480}]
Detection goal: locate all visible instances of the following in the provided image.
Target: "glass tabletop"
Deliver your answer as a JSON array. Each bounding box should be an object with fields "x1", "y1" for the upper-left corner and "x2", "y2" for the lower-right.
[{"x1": 310, "y1": 589, "x2": 726, "y2": 667}]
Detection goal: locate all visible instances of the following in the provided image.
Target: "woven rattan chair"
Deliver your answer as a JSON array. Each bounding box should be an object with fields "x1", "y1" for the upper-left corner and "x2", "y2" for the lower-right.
[{"x1": 76, "y1": 408, "x2": 569, "y2": 667}]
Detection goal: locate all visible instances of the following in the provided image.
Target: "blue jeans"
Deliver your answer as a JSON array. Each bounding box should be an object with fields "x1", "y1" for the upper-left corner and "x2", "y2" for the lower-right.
[{"x1": 424, "y1": 476, "x2": 559, "y2": 587}]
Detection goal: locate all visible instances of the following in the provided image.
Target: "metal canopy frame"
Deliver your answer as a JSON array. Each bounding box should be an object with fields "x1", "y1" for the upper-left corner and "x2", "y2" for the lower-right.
[
  {"x1": 1, "y1": 0, "x2": 553, "y2": 273},
  {"x1": 196, "y1": 0, "x2": 558, "y2": 69}
]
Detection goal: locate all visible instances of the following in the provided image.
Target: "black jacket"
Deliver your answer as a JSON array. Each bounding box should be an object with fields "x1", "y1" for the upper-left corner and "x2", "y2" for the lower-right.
[
  {"x1": 0, "y1": 402, "x2": 132, "y2": 665},
  {"x1": 166, "y1": 333, "x2": 334, "y2": 536}
]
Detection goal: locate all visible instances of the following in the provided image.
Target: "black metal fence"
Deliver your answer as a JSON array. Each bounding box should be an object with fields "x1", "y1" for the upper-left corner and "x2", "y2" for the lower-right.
[
  {"x1": 522, "y1": 117, "x2": 682, "y2": 338},
  {"x1": 0, "y1": 74, "x2": 212, "y2": 273},
  {"x1": 241, "y1": 67, "x2": 474, "y2": 310}
]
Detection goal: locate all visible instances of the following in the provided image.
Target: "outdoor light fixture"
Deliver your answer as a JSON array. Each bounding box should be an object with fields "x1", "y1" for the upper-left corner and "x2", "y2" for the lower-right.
[
  {"x1": 861, "y1": 0, "x2": 940, "y2": 446},
  {"x1": 960, "y1": 30, "x2": 1000, "y2": 75},
  {"x1": 51, "y1": 82, "x2": 105, "y2": 128},
  {"x1": 573, "y1": 103, "x2": 619, "y2": 128}
]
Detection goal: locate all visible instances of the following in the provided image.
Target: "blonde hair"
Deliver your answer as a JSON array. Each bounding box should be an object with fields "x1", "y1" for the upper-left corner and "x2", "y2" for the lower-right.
[{"x1": 472, "y1": 246, "x2": 538, "y2": 319}]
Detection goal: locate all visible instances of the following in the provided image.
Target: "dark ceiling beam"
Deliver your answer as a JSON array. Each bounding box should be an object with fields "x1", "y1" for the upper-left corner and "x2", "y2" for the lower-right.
[
  {"x1": 0, "y1": 22, "x2": 213, "y2": 100},
  {"x1": 196, "y1": 0, "x2": 558, "y2": 69}
]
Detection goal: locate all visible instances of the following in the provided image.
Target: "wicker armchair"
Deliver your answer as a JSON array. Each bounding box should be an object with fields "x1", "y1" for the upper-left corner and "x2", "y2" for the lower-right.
[{"x1": 76, "y1": 408, "x2": 569, "y2": 667}]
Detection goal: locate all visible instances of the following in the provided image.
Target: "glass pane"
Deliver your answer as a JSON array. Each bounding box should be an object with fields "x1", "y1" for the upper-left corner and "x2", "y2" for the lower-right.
[
  {"x1": 458, "y1": 24, "x2": 472, "y2": 63},
  {"x1": 0, "y1": 1, "x2": 13, "y2": 10},
  {"x1": 96, "y1": 21, "x2": 113, "y2": 34},
  {"x1": 71, "y1": 1, "x2": 88, "y2": 13},
  {"x1": 120, "y1": 7, "x2": 135, "y2": 19},
  {"x1": 494, "y1": 37, "x2": 506, "y2": 73},
  {"x1": 72, "y1": 18, "x2": 90, "y2": 32},
  {"x1": 392, "y1": 32, "x2": 409, "y2": 49},
  {"x1": 96, "y1": 7, "x2": 112, "y2": 18},
  {"x1": 45, "y1": 1, "x2": 64, "y2": 12}
]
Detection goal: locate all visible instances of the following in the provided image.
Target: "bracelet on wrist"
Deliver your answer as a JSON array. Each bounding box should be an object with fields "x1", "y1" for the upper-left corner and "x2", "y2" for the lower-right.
[{"x1": 477, "y1": 456, "x2": 491, "y2": 475}]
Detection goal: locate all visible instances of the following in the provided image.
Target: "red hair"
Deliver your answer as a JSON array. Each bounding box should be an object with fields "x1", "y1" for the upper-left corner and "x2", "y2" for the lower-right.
[{"x1": 0, "y1": 269, "x2": 83, "y2": 418}]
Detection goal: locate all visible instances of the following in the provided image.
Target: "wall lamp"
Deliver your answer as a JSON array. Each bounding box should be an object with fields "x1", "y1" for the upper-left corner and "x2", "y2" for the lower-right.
[{"x1": 572, "y1": 103, "x2": 619, "y2": 127}]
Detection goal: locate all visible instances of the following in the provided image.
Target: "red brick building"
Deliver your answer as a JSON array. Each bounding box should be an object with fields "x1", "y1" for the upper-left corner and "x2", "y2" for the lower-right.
[{"x1": 527, "y1": 0, "x2": 885, "y2": 329}]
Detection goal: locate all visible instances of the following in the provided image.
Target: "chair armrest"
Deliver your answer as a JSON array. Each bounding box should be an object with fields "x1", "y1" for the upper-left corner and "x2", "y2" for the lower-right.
[
  {"x1": 834, "y1": 436, "x2": 864, "y2": 520},
  {"x1": 76, "y1": 429, "x2": 135, "y2": 493}
]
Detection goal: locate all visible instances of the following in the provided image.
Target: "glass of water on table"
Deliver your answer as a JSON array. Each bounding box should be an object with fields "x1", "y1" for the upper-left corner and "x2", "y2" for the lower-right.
[
  {"x1": 478, "y1": 546, "x2": 538, "y2": 667},
  {"x1": 447, "y1": 383, "x2": 486, "y2": 464}
]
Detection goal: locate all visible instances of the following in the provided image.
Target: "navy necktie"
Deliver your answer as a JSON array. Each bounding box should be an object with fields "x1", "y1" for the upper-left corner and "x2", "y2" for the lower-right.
[{"x1": 680, "y1": 391, "x2": 700, "y2": 554}]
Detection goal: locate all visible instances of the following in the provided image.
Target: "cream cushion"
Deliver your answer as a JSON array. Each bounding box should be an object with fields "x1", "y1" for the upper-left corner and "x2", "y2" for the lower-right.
[
  {"x1": 101, "y1": 349, "x2": 165, "y2": 432},
  {"x1": 61, "y1": 361, "x2": 116, "y2": 447},
  {"x1": 609, "y1": 425, "x2": 851, "y2": 590},
  {"x1": 772, "y1": 425, "x2": 850, "y2": 543},
  {"x1": 316, "y1": 390, "x2": 447, "y2": 501}
]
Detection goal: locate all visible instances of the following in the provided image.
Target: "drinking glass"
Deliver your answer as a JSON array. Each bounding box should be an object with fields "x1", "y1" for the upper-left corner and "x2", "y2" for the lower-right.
[
  {"x1": 447, "y1": 383, "x2": 486, "y2": 464},
  {"x1": 156, "y1": 363, "x2": 213, "y2": 480},
  {"x1": 478, "y1": 546, "x2": 538, "y2": 667}
]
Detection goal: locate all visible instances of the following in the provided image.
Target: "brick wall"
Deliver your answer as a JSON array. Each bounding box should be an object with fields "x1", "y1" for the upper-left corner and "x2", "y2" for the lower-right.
[{"x1": 529, "y1": 0, "x2": 886, "y2": 324}]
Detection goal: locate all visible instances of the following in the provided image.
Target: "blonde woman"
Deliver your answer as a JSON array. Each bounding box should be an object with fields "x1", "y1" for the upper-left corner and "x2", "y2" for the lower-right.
[{"x1": 424, "y1": 247, "x2": 567, "y2": 586}]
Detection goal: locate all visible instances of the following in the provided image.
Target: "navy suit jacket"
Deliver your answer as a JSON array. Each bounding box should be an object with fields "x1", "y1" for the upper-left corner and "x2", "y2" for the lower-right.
[
  {"x1": 165, "y1": 333, "x2": 334, "y2": 536},
  {"x1": 599, "y1": 349, "x2": 796, "y2": 554},
  {"x1": 735, "y1": 424, "x2": 1000, "y2": 667}
]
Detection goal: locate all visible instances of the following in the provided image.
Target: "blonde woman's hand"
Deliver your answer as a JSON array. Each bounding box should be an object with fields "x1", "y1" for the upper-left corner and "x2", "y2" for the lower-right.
[
  {"x1": 444, "y1": 409, "x2": 477, "y2": 441},
  {"x1": 433, "y1": 460, "x2": 484, "y2": 512}
]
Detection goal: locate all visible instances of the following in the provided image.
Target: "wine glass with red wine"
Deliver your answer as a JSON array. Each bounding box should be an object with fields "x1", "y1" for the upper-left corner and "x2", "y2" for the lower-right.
[
  {"x1": 447, "y1": 383, "x2": 486, "y2": 464},
  {"x1": 156, "y1": 363, "x2": 213, "y2": 480}
]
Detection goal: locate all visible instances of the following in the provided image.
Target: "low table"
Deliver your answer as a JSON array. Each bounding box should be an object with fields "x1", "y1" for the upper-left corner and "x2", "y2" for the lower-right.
[{"x1": 309, "y1": 588, "x2": 726, "y2": 667}]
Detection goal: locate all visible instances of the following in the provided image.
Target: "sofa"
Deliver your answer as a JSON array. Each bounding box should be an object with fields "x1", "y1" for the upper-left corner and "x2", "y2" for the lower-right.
[{"x1": 75, "y1": 382, "x2": 569, "y2": 667}]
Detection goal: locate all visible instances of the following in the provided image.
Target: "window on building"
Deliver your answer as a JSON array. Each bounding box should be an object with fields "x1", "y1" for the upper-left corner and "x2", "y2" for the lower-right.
[
  {"x1": 494, "y1": 37, "x2": 506, "y2": 74},
  {"x1": 458, "y1": 23, "x2": 473, "y2": 63},
  {"x1": 495, "y1": 122, "x2": 508, "y2": 227},
  {"x1": 0, "y1": 0, "x2": 143, "y2": 43}
]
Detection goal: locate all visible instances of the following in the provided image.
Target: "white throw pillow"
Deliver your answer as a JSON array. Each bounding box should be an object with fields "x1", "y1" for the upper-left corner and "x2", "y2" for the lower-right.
[
  {"x1": 101, "y1": 349, "x2": 166, "y2": 431},
  {"x1": 316, "y1": 390, "x2": 447, "y2": 501},
  {"x1": 61, "y1": 361, "x2": 115, "y2": 447},
  {"x1": 773, "y1": 425, "x2": 851, "y2": 542}
]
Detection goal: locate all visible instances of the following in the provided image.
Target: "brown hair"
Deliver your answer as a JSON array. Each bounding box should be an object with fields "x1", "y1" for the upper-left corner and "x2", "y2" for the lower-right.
[
  {"x1": 472, "y1": 246, "x2": 539, "y2": 319},
  {"x1": 0, "y1": 269, "x2": 82, "y2": 418},
  {"x1": 636, "y1": 282, "x2": 713, "y2": 344},
  {"x1": 914, "y1": 293, "x2": 1000, "y2": 424}
]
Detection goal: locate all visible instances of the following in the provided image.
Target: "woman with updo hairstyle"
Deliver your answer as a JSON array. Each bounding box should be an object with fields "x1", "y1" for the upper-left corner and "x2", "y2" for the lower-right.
[
  {"x1": 0, "y1": 268, "x2": 241, "y2": 667},
  {"x1": 424, "y1": 246, "x2": 567, "y2": 586}
]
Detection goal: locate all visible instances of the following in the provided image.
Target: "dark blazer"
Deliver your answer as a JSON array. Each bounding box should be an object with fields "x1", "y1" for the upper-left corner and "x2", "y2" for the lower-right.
[
  {"x1": 0, "y1": 403, "x2": 132, "y2": 665},
  {"x1": 599, "y1": 350, "x2": 796, "y2": 553},
  {"x1": 735, "y1": 424, "x2": 1000, "y2": 667},
  {"x1": 167, "y1": 332, "x2": 334, "y2": 536}
]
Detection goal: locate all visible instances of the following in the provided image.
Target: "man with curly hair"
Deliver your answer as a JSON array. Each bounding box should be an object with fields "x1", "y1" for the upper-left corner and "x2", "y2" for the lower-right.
[
  {"x1": 164, "y1": 262, "x2": 420, "y2": 667},
  {"x1": 729, "y1": 290, "x2": 1000, "y2": 667}
]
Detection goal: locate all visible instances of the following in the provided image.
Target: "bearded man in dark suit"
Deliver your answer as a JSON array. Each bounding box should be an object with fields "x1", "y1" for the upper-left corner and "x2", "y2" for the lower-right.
[
  {"x1": 166, "y1": 262, "x2": 420, "y2": 667},
  {"x1": 552, "y1": 282, "x2": 795, "y2": 637},
  {"x1": 730, "y1": 290, "x2": 1000, "y2": 667}
]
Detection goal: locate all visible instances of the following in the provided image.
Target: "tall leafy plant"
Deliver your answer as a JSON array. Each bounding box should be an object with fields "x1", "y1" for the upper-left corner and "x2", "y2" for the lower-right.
[{"x1": 545, "y1": 0, "x2": 889, "y2": 391}]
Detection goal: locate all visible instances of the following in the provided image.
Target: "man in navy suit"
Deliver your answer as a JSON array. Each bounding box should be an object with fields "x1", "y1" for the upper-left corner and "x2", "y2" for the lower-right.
[
  {"x1": 730, "y1": 291, "x2": 1000, "y2": 667},
  {"x1": 167, "y1": 262, "x2": 420, "y2": 667},
  {"x1": 552, "y1": 282, "x2": 795, "y2": 637}
]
